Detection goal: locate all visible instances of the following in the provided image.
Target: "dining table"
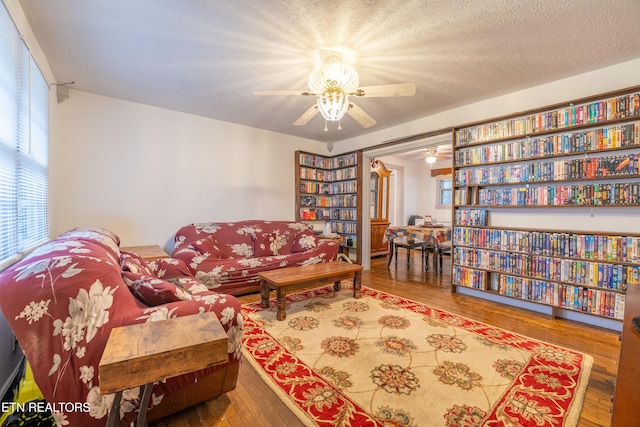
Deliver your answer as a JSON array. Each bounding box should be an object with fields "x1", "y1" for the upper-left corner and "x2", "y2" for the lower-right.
[{"x1": 383, "y1": 225, "x2": 452, "y2": 273}]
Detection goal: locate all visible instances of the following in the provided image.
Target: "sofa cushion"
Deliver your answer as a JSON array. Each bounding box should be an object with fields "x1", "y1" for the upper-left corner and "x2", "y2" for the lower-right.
[
  {"x1": 147, "y1": 257, "x2": 193, "y2": 279},
  {"x1": 120, "y1": 251, "x2": 155, "y2": 276},
  {"x1": 192, "y1": 235, "x2": 230, "y2": 259},
  {"x1": 252, "y1": 230, "x2": 294, "y2": 256},
  {"x1": 122, "y1": 271, "x2": 191, "y2": 305},
  {"x1": 291, "y1": 230, "x2": 318, "y2": 253}
]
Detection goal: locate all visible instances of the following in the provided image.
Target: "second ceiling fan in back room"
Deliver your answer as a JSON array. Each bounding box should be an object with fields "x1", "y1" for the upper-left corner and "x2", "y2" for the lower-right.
[
  {"x1": 421, "y1": 145, "x2": 452, "y2": 164},
  {"x1": 253, "y1": 50, "x2": 416, "y2": 131}
]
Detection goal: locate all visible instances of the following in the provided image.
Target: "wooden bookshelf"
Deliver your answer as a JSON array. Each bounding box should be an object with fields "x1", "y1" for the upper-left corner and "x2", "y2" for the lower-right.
[
  {"x1": 295, "y1": 150, "x2": 363, "y2": 264},
  {"x1": 451, "y1": 86, "x2": 640, "y2": 326}
]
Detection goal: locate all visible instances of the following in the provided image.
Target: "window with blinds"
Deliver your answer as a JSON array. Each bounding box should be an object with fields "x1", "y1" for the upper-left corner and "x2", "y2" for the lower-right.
[{"x1": 0, "y1": 3, "x2": 49, "y2": 267}]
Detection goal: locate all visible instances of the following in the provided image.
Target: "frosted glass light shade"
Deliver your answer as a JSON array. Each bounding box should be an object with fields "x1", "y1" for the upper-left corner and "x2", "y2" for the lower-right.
[
  {"x1": 317, "y1": 89, "x2": 350, "y2": 121},
  {"x1": 308, "y1": 62, "x2": 359, "y2": 94}
]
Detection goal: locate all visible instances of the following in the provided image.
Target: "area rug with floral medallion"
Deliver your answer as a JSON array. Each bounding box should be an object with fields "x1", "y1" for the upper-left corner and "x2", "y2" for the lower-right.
[{"x1": 241, "y1": 283, "x2": 593, "y2": 427}]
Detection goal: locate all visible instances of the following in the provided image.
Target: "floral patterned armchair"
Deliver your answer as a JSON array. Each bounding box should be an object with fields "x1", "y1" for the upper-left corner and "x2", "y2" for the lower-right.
[
  {"x1": 0, "y1": 227, "x2": 243, "y2": 426},
  {"x1": 172, "y1": 220, "x2": 340, "y2": 295}
]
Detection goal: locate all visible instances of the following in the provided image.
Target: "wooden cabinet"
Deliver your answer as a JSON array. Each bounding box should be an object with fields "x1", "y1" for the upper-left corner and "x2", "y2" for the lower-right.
[
  {"x1": 295, "y1": 150, "x2": 363, "y2": 263},
  {"x1": 451, "y1": 85, "x2": 640, "y2": 327},
  {"x1": 370, "y1": 159, "x2": 391, "y2": 257},
  {"x1": 370, "y1": 220, "x2": 389, "y2": 257}
]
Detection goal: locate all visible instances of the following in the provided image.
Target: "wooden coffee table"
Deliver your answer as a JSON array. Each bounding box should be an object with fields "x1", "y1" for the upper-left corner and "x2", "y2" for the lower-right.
[{"x1": 259, "y1": 261, "x2": 363, "y2": 320}]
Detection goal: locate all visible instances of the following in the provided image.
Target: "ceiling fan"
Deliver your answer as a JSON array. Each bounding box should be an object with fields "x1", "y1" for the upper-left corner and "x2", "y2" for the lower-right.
[
  {"x1": 421, "y1": 145, "x2": 452, "y2": 164},
  {"x1": 253, "y1": 50, "x2": 416, "y2": 131}
]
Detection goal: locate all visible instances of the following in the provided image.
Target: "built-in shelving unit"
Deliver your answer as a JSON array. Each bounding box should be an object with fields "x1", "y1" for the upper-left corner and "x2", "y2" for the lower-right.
[
  {"x1": 451, "y1": 86, "x2": 640, "y2": 327},
  {"x1": 295, "y1": 150, "x2": 363, "y2": 263}
]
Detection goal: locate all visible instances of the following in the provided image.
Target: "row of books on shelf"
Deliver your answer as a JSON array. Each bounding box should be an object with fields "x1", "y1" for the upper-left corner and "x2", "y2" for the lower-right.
[
  {"x1": 299, "y1": 181, "x2": 358, "y2": 195},
  {"x1": 452, "y1": 266, "x2": 488, "y2": 290},
  {"x1": 453, "y1": 226, "x2": 640, "y2": 263},
  {"x1": 339, "y1": 237, "x2": 357, "y2": 248},
  {"x1": 452, "y1": 266, "x2": 626, "y2": 320},
  {"x1": 455, "y1": 153, "x2": 638, "y2": 186},
  {"x1": 299, "y1": 166, "x2": 357, "y2": 181},
  {"x1": 331, "y1": 222, "x2": 358, "y2": 236},
  {"x1": 455, "y1": 122, "x2": 640, "y2": 165},
  {"x1": 300, "y1": 195, "x2": 358, "y2": 207},
  {"x1": 453, "y1": 246, "x2": 638, "y2": 289},
  {"x1": 454, "y1": 209, "x2": 488, "y2": 226},
  {"x1": 455, "y1": 181, "x2": 640, "y2": 206},
  {"x1": 497, "y1": 273, "x2": 626, "y2": 320},
  {"x1": 300, "y1": 208, "x2": 357, "y2": 221},
  {"x1": 299, "y1": 152, "x2": 358, "y2": 169},
  {"x1": 455, "y1": 92, "x2": 640, "y2": 145}
]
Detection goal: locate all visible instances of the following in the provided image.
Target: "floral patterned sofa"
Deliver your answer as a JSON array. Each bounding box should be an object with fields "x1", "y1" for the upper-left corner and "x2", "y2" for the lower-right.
[
  {"x1": 0, "y1": 227, "x2": 243, "y2": 426},
  {"x1": 172, "y1": 220, "x2": 340, "y2": 295}
]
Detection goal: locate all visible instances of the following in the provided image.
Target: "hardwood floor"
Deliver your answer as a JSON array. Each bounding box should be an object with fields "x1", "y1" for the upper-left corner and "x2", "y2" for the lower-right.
[{"x1": 151, "y1": 254, "x2": 620, "y2": 427}]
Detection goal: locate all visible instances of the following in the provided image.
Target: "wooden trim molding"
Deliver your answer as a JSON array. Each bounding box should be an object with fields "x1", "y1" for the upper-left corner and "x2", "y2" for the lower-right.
[{"x1": 430, "y1": 167, "x2": 452, "y2": 177}]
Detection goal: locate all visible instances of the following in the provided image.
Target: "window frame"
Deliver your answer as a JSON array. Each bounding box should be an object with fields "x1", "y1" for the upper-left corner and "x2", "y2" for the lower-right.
[
  {"x1": 0, "y1": 3, "x2": 49, "y2": 269},
  {"x1": 435, "y1": 176, "x2": 452, "y2": 209}
]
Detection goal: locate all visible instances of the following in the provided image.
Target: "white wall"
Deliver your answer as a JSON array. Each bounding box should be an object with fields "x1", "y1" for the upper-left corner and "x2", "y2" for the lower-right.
[{"x1": 50, "y1": 90, "x2": 326, "y2": 251}]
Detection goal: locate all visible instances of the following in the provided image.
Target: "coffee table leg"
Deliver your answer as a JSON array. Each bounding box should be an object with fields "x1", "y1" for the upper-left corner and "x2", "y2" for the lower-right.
[
  {"x1": 105, "y1": 391, "x2": 122, "y2": 427},
  {"x1": 353, "y1": 270, "x2": 362, "y2": 299},
  {"x1": 276, "y1": 287, "x2": 287, "y2": 320},
  {"x1": 136, "y1": 383, "x2": 154, "y2": 427},
  {"x1": 260, "y1": 280, "x2": 270, "y2": 308},
  {"x1": 334, "y1": 280, "x2": 341, "y2": 291}
]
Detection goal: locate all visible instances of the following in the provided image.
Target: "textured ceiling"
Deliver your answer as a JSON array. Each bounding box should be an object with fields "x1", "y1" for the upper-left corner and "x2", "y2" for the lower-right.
[{"x1": 18, "y1": 0, "x2": 640, "y2": 144}]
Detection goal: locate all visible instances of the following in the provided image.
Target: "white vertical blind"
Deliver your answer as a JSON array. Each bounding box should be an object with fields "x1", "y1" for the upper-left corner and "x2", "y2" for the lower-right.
[{"x1": 0, "y1": 3, "x2": 49, "y2": 266}]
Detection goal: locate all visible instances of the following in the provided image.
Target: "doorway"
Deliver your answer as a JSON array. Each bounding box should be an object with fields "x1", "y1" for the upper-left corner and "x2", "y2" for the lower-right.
[{"x1": 360, "y1": 131, "x2": 452, "y2": 270}]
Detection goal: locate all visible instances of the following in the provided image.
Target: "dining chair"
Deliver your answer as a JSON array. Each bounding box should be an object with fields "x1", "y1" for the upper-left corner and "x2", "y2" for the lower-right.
[{"x1": 391, "y1": 236, "x2": 433, "y2": 270}]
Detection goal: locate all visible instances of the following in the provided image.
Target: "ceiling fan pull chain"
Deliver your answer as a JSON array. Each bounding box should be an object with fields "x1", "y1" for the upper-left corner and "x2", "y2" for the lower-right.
[
  {"x1": 338, "y1": 120, "x2": 342, "y2": 130},
  {"x1": 324, "y1": 120, "x2": 328, "y2": 132}
]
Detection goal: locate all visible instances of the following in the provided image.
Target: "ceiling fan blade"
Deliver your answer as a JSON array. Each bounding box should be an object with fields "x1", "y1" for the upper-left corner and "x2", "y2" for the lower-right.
[
  {"x1": 253, "y1": 90, "x2": 314, "y2": 96},
  {"x1": 293, "y1": 105, "x2": 319, "y2": 126},
  {"x1": 347, "y1": 102, "x2": 377, "y2": 128},
  {"x1": 354, "y1": 83, "x2": 416, "y2": 97}
]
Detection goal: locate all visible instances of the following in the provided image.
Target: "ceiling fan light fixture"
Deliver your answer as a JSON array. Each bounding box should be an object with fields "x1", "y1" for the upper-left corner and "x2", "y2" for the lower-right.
[
  {"x1": 317, "y1": 88, "x2": 350, "y2": 121},
  {"x1": 254, "y1": 49, "x2": 414, "y2": 131},
  {"x1": 308, "y1": 58, "x2": 359, "y2": 122},
  {"x1": 425, "y1": 154, "x2": 436, "y2": 164}
]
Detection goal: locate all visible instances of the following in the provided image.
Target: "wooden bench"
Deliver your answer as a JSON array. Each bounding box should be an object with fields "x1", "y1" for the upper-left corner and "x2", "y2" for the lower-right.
[{"x1": 259, "y1": 261, "x2": 363, "y2": 320}]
